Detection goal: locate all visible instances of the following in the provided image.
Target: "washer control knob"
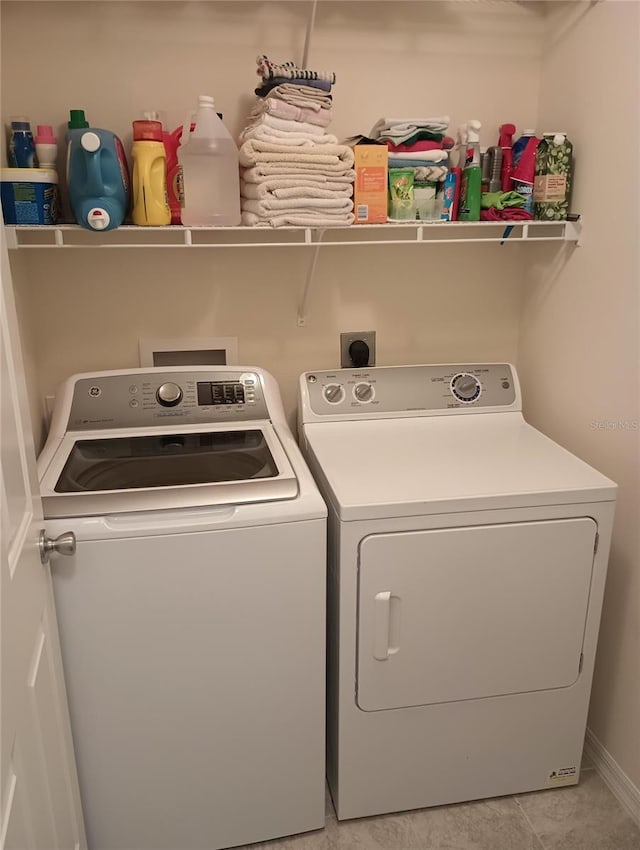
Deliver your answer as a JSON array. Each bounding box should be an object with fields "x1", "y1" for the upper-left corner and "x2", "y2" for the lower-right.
[
  {"x1": 354, "y1": 382, "x2": 374, "y2": 402},
  {"x1": 324, "y1": 384, "x2": 345, "y2": 404},
  {"x1": 451, "y1": 373, "x2": 481, "y2": 403},
  {"x1": 156, "y1": 382, "x2": 183, "y2": 407}
]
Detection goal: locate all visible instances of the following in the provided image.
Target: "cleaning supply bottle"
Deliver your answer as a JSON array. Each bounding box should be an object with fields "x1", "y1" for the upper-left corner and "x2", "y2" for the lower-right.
[
  {"x1": 66, "y1": 109, "x2": 130, "y2": 231},
  {"x1": 511, "y1": 135, "x2": 540, "y2": 216},
  {"x1": 512, "y1": 129, "x2": 536, "y2": 169},
  {"x1": 458, "y1": 120, "x2": 482, "y2": 222},
  {"x1": 8, "y1": 117, "x2": 37, "y2": 168},
  {"x1": 177, "y1": 95, "x2": 241, "y2": 227},
  {"x1": 164, "y1": 126, "x2": 183, "y2": 224},
  {"x1": 141, "y1": 111, "x2": 182, "y2": 224},
  {"x1": 34, "y1": 125, "x2": 58, "y2": 171},
  {"x1": 440, "y1": 168, "x2": 460, "y2": 221},
  {"x1": 131, "y1": 119, "x2": 171, "y2": 226},
  {"x1": 498, "y1": 123, "x2": 515, "y2": 192},
  {"x1": 533, "y1": 133, "x2": 573, "y2": 221}
]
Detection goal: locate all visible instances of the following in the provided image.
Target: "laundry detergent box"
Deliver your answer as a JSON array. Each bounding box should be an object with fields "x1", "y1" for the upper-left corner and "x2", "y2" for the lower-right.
[
  {"x1": 346, "y1": 139, "x2": 388, "y2": 224},
  {"x1": 1, "y1": 168, "x2": 59, "y2": 224}
]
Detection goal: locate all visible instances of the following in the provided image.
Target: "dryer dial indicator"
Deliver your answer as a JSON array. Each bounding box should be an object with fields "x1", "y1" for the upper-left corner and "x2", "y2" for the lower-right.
[
  {"x1": 451, "y1": 373, "x2": 481, "y2": 403},
  {"x1": 324, "y1": 384, "x2": 345, "y2": 404},
  {"x1": 354, "y1": 382, "x2": 374, "y2": 403}
]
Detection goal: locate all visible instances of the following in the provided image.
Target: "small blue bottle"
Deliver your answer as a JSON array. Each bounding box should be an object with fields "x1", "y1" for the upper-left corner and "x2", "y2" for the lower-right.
[{"x1": 8, "y1": 118, "x2": 37, "y2": 168}]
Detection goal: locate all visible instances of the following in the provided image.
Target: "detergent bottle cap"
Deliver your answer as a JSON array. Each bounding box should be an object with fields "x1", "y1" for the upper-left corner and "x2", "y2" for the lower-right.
[
  {"x1": 68, "y1": 109, "x2": 89, "y2": 129},
  {"x1": 544, "y1": 132, "x2": 567, "y2": 144},
  {"x1": 198, "y1": 95, "x2": 216, "y2": 109},
  {"x1": 80, "y1": 131, "x2": 101, "y2": 153},
  {"x1": 522, "y1": 128, "x2": 536, "y2": 135},
  {"x1": 35, "y1": 125, "x2": 56, "y2": 144},
  {"x1": 133, "y1": 120, "x2": 163, "y2": 142}
]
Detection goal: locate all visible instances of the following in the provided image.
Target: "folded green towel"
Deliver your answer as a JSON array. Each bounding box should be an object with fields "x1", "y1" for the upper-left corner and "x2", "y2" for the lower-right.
[{"x1": 481, "y1": 191, "x2": 527, "y2": 210}]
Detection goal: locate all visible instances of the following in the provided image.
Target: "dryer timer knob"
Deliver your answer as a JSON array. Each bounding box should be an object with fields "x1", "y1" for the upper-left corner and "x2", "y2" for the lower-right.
[
  {"x1": 354, "y1": 382, "x2": 374, "y2": 402},
  {"x1": 324, "y1": 384, "x2": 345, "y2": 404},
  {"x1": 451, "y1": 373, "x2": 481, "y2": 403},
  {"x1": 156, "y1": 382, "x2": 183, "y2": 407}
]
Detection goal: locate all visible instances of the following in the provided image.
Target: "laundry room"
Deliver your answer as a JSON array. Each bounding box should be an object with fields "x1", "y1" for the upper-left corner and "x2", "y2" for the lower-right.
[{"x1": 1, "y1": 2, "x2": 638, "y2": 850}]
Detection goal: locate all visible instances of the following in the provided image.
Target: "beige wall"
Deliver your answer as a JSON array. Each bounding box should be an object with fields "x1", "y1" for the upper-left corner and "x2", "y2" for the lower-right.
[
  {"x1": 518, "y1": 1, "x2": 640, "y2": 786},
  {"x1": 2, "y1": 0, "x2": 543, "y2": 437},
  {"x1": 3, "y1": 0, "x2": 638, "y2": 801}
]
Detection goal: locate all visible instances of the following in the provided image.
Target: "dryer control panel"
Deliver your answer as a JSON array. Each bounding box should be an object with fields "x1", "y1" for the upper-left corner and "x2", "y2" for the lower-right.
[
  {"x1": 301, "y1": 363, "x2": 520, "y2": 420},
  {"x1": 66, "y1": 370, "x2": 269, "y2": 430}
]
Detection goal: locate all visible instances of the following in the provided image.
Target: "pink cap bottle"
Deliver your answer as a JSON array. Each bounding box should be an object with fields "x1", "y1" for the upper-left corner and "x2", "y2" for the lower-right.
[{"x1": 34, "y1": 125, "x2": 58, "y2": 170}]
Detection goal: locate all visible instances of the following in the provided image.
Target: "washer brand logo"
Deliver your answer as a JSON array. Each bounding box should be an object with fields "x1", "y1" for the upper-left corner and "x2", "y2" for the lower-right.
[{"x1": 88, "y1": 386, "x2": 102, "y2": 398}]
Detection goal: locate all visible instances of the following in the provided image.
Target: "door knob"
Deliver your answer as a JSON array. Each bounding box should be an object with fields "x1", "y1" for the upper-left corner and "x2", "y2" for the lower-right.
[{"x1": 39, "y1": 530, "x2": 76, "y2": 564}]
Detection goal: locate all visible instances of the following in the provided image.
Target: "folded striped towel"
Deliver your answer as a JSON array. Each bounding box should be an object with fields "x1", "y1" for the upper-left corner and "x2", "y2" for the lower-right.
[{"x1": 257, "y1": 55, "x2": 336, "y2": 84}]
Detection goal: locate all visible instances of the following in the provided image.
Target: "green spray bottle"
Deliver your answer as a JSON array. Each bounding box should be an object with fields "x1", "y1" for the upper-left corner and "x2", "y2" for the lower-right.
[{"x1": 458, "y1": 119, "x2": 482, "y2": 221}]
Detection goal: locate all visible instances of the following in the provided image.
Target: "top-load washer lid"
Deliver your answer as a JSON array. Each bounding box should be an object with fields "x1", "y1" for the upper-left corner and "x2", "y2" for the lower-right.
[
  {"x1": 38, "y1": 367, "x2": 302, "y2": 519},
  {"x1": 40, "y1": 423, "x2": 298, "y2": 518},
  {"x1": 302, "y1": 414, "x2": 616, "y2": 521}
]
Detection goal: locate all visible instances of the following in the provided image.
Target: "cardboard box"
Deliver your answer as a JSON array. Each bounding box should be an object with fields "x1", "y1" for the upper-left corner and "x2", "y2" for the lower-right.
[{"x1": 352, "y1": 144, "x2": 388, "y2": 224}]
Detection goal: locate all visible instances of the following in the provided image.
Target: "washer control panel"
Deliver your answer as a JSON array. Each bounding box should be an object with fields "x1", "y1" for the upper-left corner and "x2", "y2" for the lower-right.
[
  {"x1": 304, "y1": 364, "x2": 517, "y2": 417},
  {"x1": 67, "y1": 370, "x2": 267, "y2": 430}
]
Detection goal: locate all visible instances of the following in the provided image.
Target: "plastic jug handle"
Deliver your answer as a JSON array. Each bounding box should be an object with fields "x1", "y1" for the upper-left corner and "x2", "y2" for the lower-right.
[
  {"x1": 181, "y1": 113, "x2": 195, "y2": 145},
  {"x1": 85, "y1": 146, "x2": 108, "y2": 197}
]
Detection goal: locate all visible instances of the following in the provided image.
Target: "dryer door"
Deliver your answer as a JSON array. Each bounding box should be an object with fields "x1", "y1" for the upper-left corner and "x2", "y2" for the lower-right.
[{"x1": 357, "y1": 518, "x2": 597, "y2": 711}]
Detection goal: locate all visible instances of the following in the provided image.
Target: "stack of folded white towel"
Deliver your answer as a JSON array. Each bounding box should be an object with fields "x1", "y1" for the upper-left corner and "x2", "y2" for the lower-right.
[{"x1": 238, "y1": 56, "x2": 355, "y2": 227}]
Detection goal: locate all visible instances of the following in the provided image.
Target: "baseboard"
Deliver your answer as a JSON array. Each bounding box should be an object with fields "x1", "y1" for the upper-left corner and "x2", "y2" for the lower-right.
[{"x1": 584, "y1": 727, "x2": 640, "y2": 826}]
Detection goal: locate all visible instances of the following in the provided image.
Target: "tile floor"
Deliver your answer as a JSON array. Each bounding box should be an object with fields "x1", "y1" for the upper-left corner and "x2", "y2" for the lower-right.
[{"x1": 239, "y1": 757, "x2": 640, "y2": 850}]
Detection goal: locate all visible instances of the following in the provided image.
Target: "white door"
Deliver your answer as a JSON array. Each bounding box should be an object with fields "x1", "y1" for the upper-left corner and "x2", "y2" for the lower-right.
[
  {"x1": 1, "y1": 227, "x2": 86, "y2": 849},
  {"x1": 357, "y1": 518, "x2": 597, "y2": 712}
]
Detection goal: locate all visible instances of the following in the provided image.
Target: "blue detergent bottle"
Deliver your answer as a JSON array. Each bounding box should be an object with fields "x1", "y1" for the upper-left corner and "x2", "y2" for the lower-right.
[{"x1": 66, "y1": 110, "x2": 130, "y2": 231}]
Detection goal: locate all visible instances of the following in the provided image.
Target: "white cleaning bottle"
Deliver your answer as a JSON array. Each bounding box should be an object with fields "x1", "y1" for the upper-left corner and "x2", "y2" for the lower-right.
[{"x1": 177, "y1": 95, "x2": 241, "y2": 227}]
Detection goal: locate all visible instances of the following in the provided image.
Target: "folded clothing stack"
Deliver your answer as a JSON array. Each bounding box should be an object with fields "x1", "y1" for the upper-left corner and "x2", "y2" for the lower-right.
[
  {"x1": 369, "y1": 116, "x2": 454, "y2": 182},
  {"x1": 239, "y1": 56, "x2": 355, "y2": 227},
  {"x1": 480, "y1": 190, "x2": 532, "y2": 222}
]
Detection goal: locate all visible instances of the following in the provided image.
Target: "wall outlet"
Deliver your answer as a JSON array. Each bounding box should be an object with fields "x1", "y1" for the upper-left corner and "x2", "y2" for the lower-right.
[{"x1": 340, "y1": 331, "x2": 376, "y2": 368}]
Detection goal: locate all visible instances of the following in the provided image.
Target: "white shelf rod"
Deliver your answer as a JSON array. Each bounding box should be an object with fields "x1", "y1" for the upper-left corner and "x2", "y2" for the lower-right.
[
  {"x1": 10, "y1": 235, "x2": 572, "y2": 249},
  {"x1": 7, "y1": 221, "x2": 580, "y2": 250}
]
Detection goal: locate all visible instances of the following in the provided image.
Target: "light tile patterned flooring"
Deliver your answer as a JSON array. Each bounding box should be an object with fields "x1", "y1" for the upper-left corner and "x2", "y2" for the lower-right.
[{"x1": 239, "y1": 757, "x2": 640, "y2": 850}]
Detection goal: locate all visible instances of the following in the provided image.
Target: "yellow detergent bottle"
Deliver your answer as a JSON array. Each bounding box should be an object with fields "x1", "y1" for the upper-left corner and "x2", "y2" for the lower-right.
[{"x1": 131, "y1": 120, "x2": 171, "y2": 226}]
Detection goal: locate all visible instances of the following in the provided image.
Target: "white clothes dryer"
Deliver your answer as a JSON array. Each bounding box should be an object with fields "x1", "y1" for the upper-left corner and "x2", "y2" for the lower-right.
[
  {"x1": 39, "y1": 366, "x2": 327, "y2": 850},
  {"x1": 298, "y1": 363, "x2": 616, "y2": 821}
]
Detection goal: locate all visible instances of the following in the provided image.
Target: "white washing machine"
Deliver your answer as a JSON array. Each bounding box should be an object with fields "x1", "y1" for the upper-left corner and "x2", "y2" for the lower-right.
[
  {"x1": 38, "y1": 366, "x2": 326, "y2": 850},
  {"x1": 298, "y1": 362, "x2": 616, "y2": 821}
]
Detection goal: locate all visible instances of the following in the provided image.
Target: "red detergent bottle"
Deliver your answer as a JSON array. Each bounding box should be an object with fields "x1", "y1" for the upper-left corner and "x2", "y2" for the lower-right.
[
  {"x1": 498, "y1": 123, "x2": 516, "y2": 192},
  {"x1": 511, "y1": 135, "x2": 540, "y2": 215}
]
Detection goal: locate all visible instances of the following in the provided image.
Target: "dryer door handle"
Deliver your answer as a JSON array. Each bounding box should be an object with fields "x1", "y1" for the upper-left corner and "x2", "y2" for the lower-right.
[{"x1": 373, "y1": 591, "x2": 392, "y2": 660}]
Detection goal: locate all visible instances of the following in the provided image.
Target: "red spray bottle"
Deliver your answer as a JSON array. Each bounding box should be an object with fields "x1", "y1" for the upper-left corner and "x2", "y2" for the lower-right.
[{"x1": 498, "y1": 123, "x2": 516, "y2": 192}]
